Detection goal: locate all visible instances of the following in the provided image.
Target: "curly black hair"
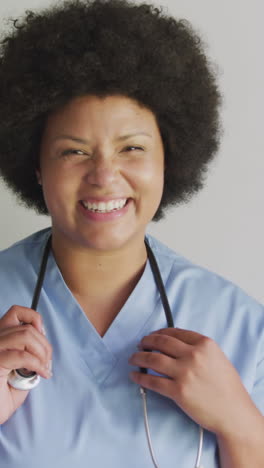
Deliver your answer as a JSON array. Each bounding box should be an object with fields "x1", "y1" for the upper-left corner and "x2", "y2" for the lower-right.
[{"x1": 0, "y1": 0, "x2": 221, "y2": 220}]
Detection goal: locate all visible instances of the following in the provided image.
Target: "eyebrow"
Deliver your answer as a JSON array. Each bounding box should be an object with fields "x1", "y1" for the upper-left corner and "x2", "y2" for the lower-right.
[{"x1": 51, "y1": 132, "x2": 152, "y2": 144}]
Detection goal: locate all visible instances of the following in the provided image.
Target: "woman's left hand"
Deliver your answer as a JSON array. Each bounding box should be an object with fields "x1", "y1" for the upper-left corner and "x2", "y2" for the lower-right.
[{"x1": 128, "y1": 328, "x2": 257, "y2": 437}]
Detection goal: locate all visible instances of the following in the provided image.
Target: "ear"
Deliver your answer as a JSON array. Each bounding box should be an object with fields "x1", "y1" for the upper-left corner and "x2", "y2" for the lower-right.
[{"x1": 36, "y1": 169, "x2": 42, "y2": 185}]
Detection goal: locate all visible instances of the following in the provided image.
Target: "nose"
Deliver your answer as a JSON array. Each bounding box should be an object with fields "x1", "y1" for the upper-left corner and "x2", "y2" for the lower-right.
[{"x1": 84, "y1": 150, "x2": 119, "y2": 187}]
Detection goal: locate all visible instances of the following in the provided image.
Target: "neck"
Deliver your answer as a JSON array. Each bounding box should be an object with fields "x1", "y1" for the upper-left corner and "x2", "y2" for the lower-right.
[{"x1": 50, "y1": 231, "x2": 148, "y2": 299}]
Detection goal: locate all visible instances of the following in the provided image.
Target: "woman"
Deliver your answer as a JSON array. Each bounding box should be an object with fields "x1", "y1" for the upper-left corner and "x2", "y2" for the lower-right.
[{"x1": 0, "y1": 0, "x2": 263, "y2": 467}]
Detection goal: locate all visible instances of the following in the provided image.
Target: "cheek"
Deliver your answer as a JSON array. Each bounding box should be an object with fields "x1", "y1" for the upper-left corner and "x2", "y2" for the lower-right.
[
  {"x1": 41, "y1": 167, "x2": 76, "y2": 211},
  {"x1": 141, "y1": 158, "x2": 164, "y2": 194},
  {"x1": 130, "y1": 158, "x2": 164, "y2": 207},
  {"x1": 129, "y1": 150, "x2": 164, "y2": 182},
  {"x1": 42, "y1": 161, "x2": 77, "y2": 189}
]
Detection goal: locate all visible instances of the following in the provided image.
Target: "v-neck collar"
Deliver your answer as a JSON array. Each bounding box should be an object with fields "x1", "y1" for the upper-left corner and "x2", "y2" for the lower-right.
[{"x1": 40, "y1": 237, "x2": 163, "y2": 383}]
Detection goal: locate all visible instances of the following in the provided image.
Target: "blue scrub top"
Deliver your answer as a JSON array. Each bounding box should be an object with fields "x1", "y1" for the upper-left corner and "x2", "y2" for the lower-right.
[{"x1": 0, "y1": 228, "x2": 263, "y2": 468}]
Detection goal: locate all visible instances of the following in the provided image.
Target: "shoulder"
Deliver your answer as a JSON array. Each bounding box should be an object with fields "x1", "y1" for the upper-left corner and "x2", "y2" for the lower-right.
[
  {"x1": 146, "y1": 235, "x2": 264, "y2": 387},
  {"x1": 146, "y1": 233, "x2": 193, "y2": 271},
  {"x1": 0, "y1": 228, "x2": 51, "y2": 269},
  {"x1": 0, "y1": 228, "x2": 51, "y2": 316},
  {"x1": 146, "y1": 234, "x2": 264, "y2": 322}
]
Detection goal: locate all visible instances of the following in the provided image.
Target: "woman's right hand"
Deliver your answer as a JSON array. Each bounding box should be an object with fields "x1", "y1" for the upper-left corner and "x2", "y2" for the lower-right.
[{"x1": 0, "y1": 305, "x2": 52, "y2": 425}]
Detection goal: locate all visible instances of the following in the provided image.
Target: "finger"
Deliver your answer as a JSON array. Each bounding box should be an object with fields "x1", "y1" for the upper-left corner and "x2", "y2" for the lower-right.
[
  {"x1": 150, "y1": 327, "x2": 204, "y2": 345},
  {"x1": 0, "y1": 325, "x2": 52, "y2": 367},
  {"x1": 129, "y1": 351, "x2": 179, "y2": 379},
  {"x1": 130, "y1": 370, "x2": 176, "y2": 401},
  {"x1": 139, "y1": 333, "x2": 190, "y2": 358},
  {"x1": 0, "y1": 350, "x2": 52, "y2": 379},
  {"x1": 0, "y1": 306, "x2": 44, "y2": 334},
  {"x1": 0, "y1": 324, "x2": 52, "y2": 360}
]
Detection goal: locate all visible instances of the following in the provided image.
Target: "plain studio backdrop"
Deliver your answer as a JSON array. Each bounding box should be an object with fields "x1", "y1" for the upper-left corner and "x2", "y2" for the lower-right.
[{"x1": 0, "y1": 0, "x2": 263, "y2": 303}]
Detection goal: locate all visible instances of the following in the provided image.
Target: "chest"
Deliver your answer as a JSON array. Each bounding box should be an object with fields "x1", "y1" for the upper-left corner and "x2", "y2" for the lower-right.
[
  {"x1": 0, "y1": 353, "x2": 219, "y2": 468},
  {"x1": 74, "y1": 295, "x2": 124, "y2": 337}
]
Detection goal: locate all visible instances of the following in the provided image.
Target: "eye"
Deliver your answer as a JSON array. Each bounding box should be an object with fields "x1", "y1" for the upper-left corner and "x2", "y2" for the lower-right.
[
  {"x1": 123, "y1": 146, "x2": 144, "y2": 152},
  {"x1": 61, "y1": 149, "x2": 87, "y2": 157}
]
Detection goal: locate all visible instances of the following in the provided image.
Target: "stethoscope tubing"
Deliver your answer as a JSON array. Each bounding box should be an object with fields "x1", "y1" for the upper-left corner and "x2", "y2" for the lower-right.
[{"x1": 7, "y1": 233, "x2": 204, "y2": 467}]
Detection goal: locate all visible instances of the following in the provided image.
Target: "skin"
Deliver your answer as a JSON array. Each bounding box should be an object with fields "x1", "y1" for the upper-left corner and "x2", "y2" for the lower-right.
[{"x1": 38, "y1": 94, "x2": 164, "y2": 255}]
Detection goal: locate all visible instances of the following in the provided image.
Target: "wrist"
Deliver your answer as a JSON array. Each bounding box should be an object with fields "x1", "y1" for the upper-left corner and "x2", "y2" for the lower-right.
[
  {"x1": 216, "y1": 409, "x2": 264, "y2": 468},
  {"x1": 215, "y1": 402, "x2": 264, "y2": 444}
]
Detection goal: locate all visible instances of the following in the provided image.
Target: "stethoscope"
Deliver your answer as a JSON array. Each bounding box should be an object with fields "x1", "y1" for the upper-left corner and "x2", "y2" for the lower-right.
[{"x1": 7, "y1": 234, "x2": 204, "y2": 468}]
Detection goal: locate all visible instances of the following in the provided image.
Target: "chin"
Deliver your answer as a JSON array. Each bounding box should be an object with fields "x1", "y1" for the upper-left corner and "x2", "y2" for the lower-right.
[
  {"x1": 81, "y1": 229, "x2": 145, "y2": 253},
  {"x1": 52, "y1": 219, "x2": 146, "y2": 252}
]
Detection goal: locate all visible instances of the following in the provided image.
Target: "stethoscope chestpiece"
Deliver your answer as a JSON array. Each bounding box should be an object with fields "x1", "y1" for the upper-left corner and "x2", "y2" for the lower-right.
[
  {"x1": 7, "y1": 236, "x2": 52, "y2": 392},
  {"x1": 7, "y1": 369, "x2": 40, "y2": 390}
]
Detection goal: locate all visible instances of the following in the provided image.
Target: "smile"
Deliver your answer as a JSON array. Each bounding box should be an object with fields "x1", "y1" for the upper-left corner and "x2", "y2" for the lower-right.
[{"x1": 81, "y1": 198, "x2": 127, "y2": 213}]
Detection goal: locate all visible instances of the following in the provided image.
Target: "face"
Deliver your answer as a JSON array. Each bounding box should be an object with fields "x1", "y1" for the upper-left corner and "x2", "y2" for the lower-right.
[{"x1": 38, "y1": 94, "x2": 164, "y2": 252}]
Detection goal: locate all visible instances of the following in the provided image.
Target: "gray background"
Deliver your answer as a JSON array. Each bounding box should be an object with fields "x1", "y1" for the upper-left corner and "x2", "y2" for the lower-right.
[{"x1": 0, "y1": 0, "x2": 263, "y2": 303}]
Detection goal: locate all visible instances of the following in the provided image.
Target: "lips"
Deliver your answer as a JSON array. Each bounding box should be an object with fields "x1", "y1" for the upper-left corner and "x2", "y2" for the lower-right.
[
  {"x1": 79, "y1": 197, "x2": 131, "y2": 222},
  {"x1": 81, "y1": 198, "x2": 127, "y2": 213}
]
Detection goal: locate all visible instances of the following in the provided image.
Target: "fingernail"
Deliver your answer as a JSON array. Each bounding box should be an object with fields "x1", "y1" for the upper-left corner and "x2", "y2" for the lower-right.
[
  {"x1": 44, "y1": 368, "x2": 53, "y2": 378},
  {"x1": 41, "y1": 325, "x2": 46, "y2": 336},
  {"x1": 45, "y1": 360, "x2": 52, "y2": 372}
]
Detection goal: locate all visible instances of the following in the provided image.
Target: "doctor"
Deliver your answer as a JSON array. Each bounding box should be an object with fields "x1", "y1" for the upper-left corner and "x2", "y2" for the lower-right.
[{"x1": 0, "y1": 0, "x2": 263, "y2": 467}]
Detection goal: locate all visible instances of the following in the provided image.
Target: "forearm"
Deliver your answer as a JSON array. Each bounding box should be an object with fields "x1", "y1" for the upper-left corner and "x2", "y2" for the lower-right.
[{"x1": 217, "y1": 409, "x2": 264, "y2": 468}]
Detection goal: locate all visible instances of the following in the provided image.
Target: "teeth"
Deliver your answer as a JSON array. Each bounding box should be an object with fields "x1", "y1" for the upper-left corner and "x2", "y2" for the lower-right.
[{"x1": 82, "y1": 199, "x2": 127, "y2": 212}]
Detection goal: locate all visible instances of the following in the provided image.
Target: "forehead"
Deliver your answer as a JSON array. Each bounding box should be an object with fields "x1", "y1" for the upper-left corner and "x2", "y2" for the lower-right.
[{"x1": 42, "y1": 94, "x2": 159, "y2": 140}]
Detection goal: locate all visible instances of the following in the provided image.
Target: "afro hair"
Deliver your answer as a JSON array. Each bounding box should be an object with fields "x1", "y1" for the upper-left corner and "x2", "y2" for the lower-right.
[{"x1": 0, "y1": 0, "x2": 221, "y2": 220}]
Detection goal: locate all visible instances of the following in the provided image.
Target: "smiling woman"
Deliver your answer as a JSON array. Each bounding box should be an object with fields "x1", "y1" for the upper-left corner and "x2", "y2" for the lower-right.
[
  {"x1": 38, "y1": 94, "x2": 164, "y2": 253},
  {"x1": 0, "y1": 1, "x2": 263, "y2": 468}
]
